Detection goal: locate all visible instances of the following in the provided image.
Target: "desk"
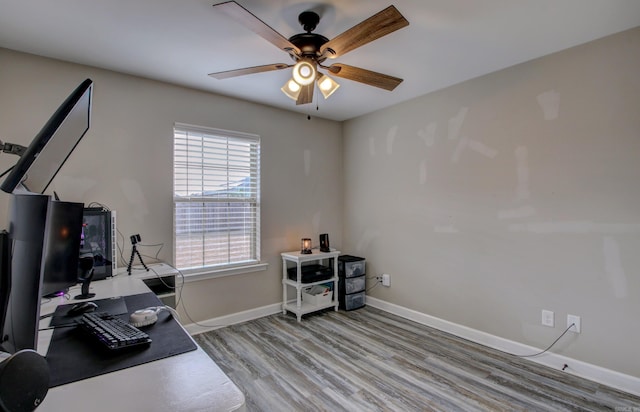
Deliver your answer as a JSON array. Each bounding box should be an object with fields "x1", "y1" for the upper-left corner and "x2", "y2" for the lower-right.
[{"x1": 37, "y1": 265, "x2": 246, "y2": 412}]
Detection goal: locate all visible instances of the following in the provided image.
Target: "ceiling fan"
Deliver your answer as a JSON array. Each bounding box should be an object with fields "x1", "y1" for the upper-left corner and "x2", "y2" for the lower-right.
[{"x1": 209, "y1": 1, "x2": 409, "y2": 105}]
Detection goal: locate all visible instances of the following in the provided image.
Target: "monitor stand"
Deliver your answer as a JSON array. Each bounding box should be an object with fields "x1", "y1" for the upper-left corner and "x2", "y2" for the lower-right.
[{"x1": 74, "y1": 269, "x2": 95, "y2": 300}]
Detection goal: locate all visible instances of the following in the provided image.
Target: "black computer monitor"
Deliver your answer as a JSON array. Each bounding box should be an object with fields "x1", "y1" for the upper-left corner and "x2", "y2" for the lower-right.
[
  {"x1": 1, "y1": 194, "x2": 51, "y2": 353},
  {"x1": 0, "y1": 231, "x2": 10, "y2": 338},
  {"x1": 0, "y1": 196, "x2": 84, "y2": 354},
  {"x1": 0, "y1": 79, "x2": 93, "y2": 354},
  {"x1": 41, "y1": 201, "x2": 85, "y2": 297},
  {"x1": 0, "y1": 78, "x2": 92, "y2": 194}
]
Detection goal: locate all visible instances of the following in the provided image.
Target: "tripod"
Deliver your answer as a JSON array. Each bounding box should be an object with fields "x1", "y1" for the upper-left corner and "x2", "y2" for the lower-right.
[{"x1": 127, "y1": 234, "x2": 149, "y2": 275}]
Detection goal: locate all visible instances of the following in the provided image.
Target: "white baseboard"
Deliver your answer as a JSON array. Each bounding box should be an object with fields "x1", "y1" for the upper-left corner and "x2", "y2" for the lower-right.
[
  {"x1": 184, "y1": 296, "x2": 640, "y2": 397},
  {"x1": 365, "y1": 296, "x2": 640, "y2": 397},
  {"x1": 184, "y1": 302, "x2": 282, "y2": 335}
]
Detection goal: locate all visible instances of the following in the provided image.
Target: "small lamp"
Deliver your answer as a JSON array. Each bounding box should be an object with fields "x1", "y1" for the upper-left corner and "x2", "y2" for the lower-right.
[
  {"x1": 301, "y1": 238, "x2": 312, "y2": 254},
  {"x1": 281, "y1": 78, "x2": 302, "y2": 100},
  {"x1": 317, "y1": 73, "x2": 340, "y2": 99}
]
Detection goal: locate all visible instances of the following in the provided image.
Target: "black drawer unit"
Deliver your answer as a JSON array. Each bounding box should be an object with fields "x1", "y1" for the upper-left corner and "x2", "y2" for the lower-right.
[
  {"x1": 339, "y1": 274, "x2": 365, "y2": 295},
  {"x1": 342, "y1": 291, "x2": 366, "y2": 311},
  {"x1": 338, "y1": 255, "x2": 365, "y2": 278},
  {"x1": 338, "y1": 255, "x2": 365, "y2": 310}
]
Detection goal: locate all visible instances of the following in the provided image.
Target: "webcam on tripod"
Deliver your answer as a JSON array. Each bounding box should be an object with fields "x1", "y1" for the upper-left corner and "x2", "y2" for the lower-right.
[{"x1": 127, "y1": 233, "x2": 149, "y2": 275}]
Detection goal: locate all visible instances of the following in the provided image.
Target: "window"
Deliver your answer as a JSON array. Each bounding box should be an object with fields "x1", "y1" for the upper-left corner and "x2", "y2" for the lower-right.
[{"x1": 173, "y1": 123, "x2": 260, "y2": 273}]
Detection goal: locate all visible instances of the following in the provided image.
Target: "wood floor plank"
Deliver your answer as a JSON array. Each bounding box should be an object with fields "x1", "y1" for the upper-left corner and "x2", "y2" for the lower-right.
[{"x1": 193, "y1": 307, "x2": 640, "y2": 411}]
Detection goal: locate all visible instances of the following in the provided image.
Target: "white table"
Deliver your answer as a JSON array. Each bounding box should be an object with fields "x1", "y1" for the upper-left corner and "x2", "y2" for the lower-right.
[{"x1": 37, "y1": 264, "x2": 246, "y2": 412}]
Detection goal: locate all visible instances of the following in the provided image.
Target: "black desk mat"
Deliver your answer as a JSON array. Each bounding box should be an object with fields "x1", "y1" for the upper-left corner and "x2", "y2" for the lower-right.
[
  {"x1": 49, "y1": 296, "x2": 128, "y2": 327},
  {"x1": 46, "y1": 292, "x2": 196, "y2": 387}
]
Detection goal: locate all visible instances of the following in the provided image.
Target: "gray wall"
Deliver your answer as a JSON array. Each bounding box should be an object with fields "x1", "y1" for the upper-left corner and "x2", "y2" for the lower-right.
[
  {"x1": 0, "y1": 48, "x2": 343, "y2": 321},
  {"x1": 342, "y1": 27, "x2": 640, "y2": 378},
  {"x1": 2, "y1": 26, "x2": 639, "y2": 380}
]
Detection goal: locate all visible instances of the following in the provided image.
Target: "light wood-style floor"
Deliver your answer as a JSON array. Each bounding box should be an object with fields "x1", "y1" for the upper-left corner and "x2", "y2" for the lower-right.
[{"x1": 194, "y1": 306, "x2": 640, "y2": 411}]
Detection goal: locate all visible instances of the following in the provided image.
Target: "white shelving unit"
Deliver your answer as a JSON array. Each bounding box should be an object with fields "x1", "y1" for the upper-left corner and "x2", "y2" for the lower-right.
[{"x1": 281, "y1": 250, "x2": 340, "y2": 322}]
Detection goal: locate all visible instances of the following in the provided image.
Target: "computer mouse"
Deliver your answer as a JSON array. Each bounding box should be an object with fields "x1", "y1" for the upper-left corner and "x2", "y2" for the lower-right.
[{"x1": 67, "y1": 301, "x2": 98, "y2": 315}]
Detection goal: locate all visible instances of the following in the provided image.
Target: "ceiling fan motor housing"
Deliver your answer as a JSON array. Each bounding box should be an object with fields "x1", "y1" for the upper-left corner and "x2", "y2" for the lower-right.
[
  {"x1": 288, "y1": 33, "x2": 329, "y2": 60},
  {"x1": 288, "y1": 11, "x2": 329, "y2": 63}
]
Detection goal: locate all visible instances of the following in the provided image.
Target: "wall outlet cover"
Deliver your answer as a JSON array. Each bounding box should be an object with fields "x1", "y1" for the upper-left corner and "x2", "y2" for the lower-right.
[{"x1": 567, "y1": 314, "x2": 581, "y2": 333}]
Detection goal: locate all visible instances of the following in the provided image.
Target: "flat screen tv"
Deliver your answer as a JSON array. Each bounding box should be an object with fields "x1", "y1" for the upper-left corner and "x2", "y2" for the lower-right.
[{"x1": 0, "y1": 78, "x2": 93, "y2": 194}]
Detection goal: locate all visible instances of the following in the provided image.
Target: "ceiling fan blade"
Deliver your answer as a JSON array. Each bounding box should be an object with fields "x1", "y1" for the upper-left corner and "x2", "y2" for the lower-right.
[
  {"x1": 327, "y1": 63, "x2": 403, "y2": 91},
  {"x1": 213, "y1": 1, "x2": 300, "y2": 55},
  {"x1": 321, "y1": 5, "x2": 409, "y2": 59},
  {"x1": 296, "y1": 82, "x2": 314, "y2": 105},
  {"x1": 209, "y1": 63, "x2": 291, "y2": 79}
]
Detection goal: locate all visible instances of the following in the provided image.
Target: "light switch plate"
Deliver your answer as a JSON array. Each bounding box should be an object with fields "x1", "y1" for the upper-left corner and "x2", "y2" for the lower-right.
[{"x1": 542, "y1": 310, "x2": 554, "y2": 327}]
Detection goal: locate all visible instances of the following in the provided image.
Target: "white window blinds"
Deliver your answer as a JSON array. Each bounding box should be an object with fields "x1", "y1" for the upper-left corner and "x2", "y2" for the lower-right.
[{"x1": 173, "y1": 123, "x2": 260, "y2": 271}]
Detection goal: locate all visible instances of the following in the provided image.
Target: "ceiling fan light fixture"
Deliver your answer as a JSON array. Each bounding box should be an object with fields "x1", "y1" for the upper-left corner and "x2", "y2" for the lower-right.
[
  {"x1": 281, "y1": 78, "x2": 302, "y2": 100},
  {"x1": 317, "y1": 73, "x2": 340, "y2": 99},
  {"x1": 210, "y1": 3, "x2": 409, "y2": 106},
  {"x1": 292, "y1": 60, "x2": 316, "y2": 86}
]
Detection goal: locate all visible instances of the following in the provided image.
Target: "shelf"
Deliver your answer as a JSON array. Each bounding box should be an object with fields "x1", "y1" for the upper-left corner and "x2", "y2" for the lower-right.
[
  {"x1": 282, "y1": 276, "x2": 337, "y2": 288},
  {"x1": 281, "y1": 249, "x2": 340, "y2": 321},
  {"x1": 281, "y1": 250, "x2": 341, "y2": 262},
  {"x1": 283, "y1": 300, "x2": 337, "y2": 316}
]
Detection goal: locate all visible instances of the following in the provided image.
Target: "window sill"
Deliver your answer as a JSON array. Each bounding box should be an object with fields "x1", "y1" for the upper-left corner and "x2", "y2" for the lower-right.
[{"x1": 182, "y1": 262, "x2": 268, "y2": 283}]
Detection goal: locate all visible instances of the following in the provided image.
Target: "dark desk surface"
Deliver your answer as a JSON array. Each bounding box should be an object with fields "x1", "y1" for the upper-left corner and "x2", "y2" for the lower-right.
[
  {"x1": 46, "y1": 292, "x2": 196, "y2": 387},
  {"x1": 37, "y1": 268, "x2": 245, "y2": 412}
]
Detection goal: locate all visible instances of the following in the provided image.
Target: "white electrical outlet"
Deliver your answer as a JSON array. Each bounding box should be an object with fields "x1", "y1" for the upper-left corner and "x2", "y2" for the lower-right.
[
  {"x1": 382, "y1": 273, "x2": 390, "y2": 287},
  {"x1": 541, "y1": 310, "x2": 554, "y2": 327},
  {"x1": 567, "y1": 314, "x2": 581, "y2": 333}
]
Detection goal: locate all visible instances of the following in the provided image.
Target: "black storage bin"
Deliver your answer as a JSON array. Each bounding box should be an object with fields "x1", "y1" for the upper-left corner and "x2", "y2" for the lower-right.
[
  {"x1": 339, "y1": 274, "x2": 365, "y2": 295},
  {"x1": 338, "y1": 255, "x2": 365, "y2": 310},
  {"x1": 338, "y1": 255, "x2": 365, "y2": 278},
  {"x1": 342, "y1": 291, "x2": 366, "y2": 311}
]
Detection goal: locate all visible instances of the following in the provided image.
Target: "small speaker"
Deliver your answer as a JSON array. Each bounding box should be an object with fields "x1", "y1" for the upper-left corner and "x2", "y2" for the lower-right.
[
  {"x1": 0, "y1": 350, "x2": 49, "y2": 412},
  {"x1": 319, "y1": 233, "x2": 330, "y2": 253}
]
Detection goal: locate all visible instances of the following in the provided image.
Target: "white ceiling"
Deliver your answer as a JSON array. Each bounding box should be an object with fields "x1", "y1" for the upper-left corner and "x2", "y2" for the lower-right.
[{"x1": 1, "y1": 0, "x2": 639, "y2": 121}]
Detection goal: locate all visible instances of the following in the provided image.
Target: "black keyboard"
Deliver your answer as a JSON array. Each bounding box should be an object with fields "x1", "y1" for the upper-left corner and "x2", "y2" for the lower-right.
[{"x1": 77, "y1": 312, "x2": 152, "y2": 350}]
